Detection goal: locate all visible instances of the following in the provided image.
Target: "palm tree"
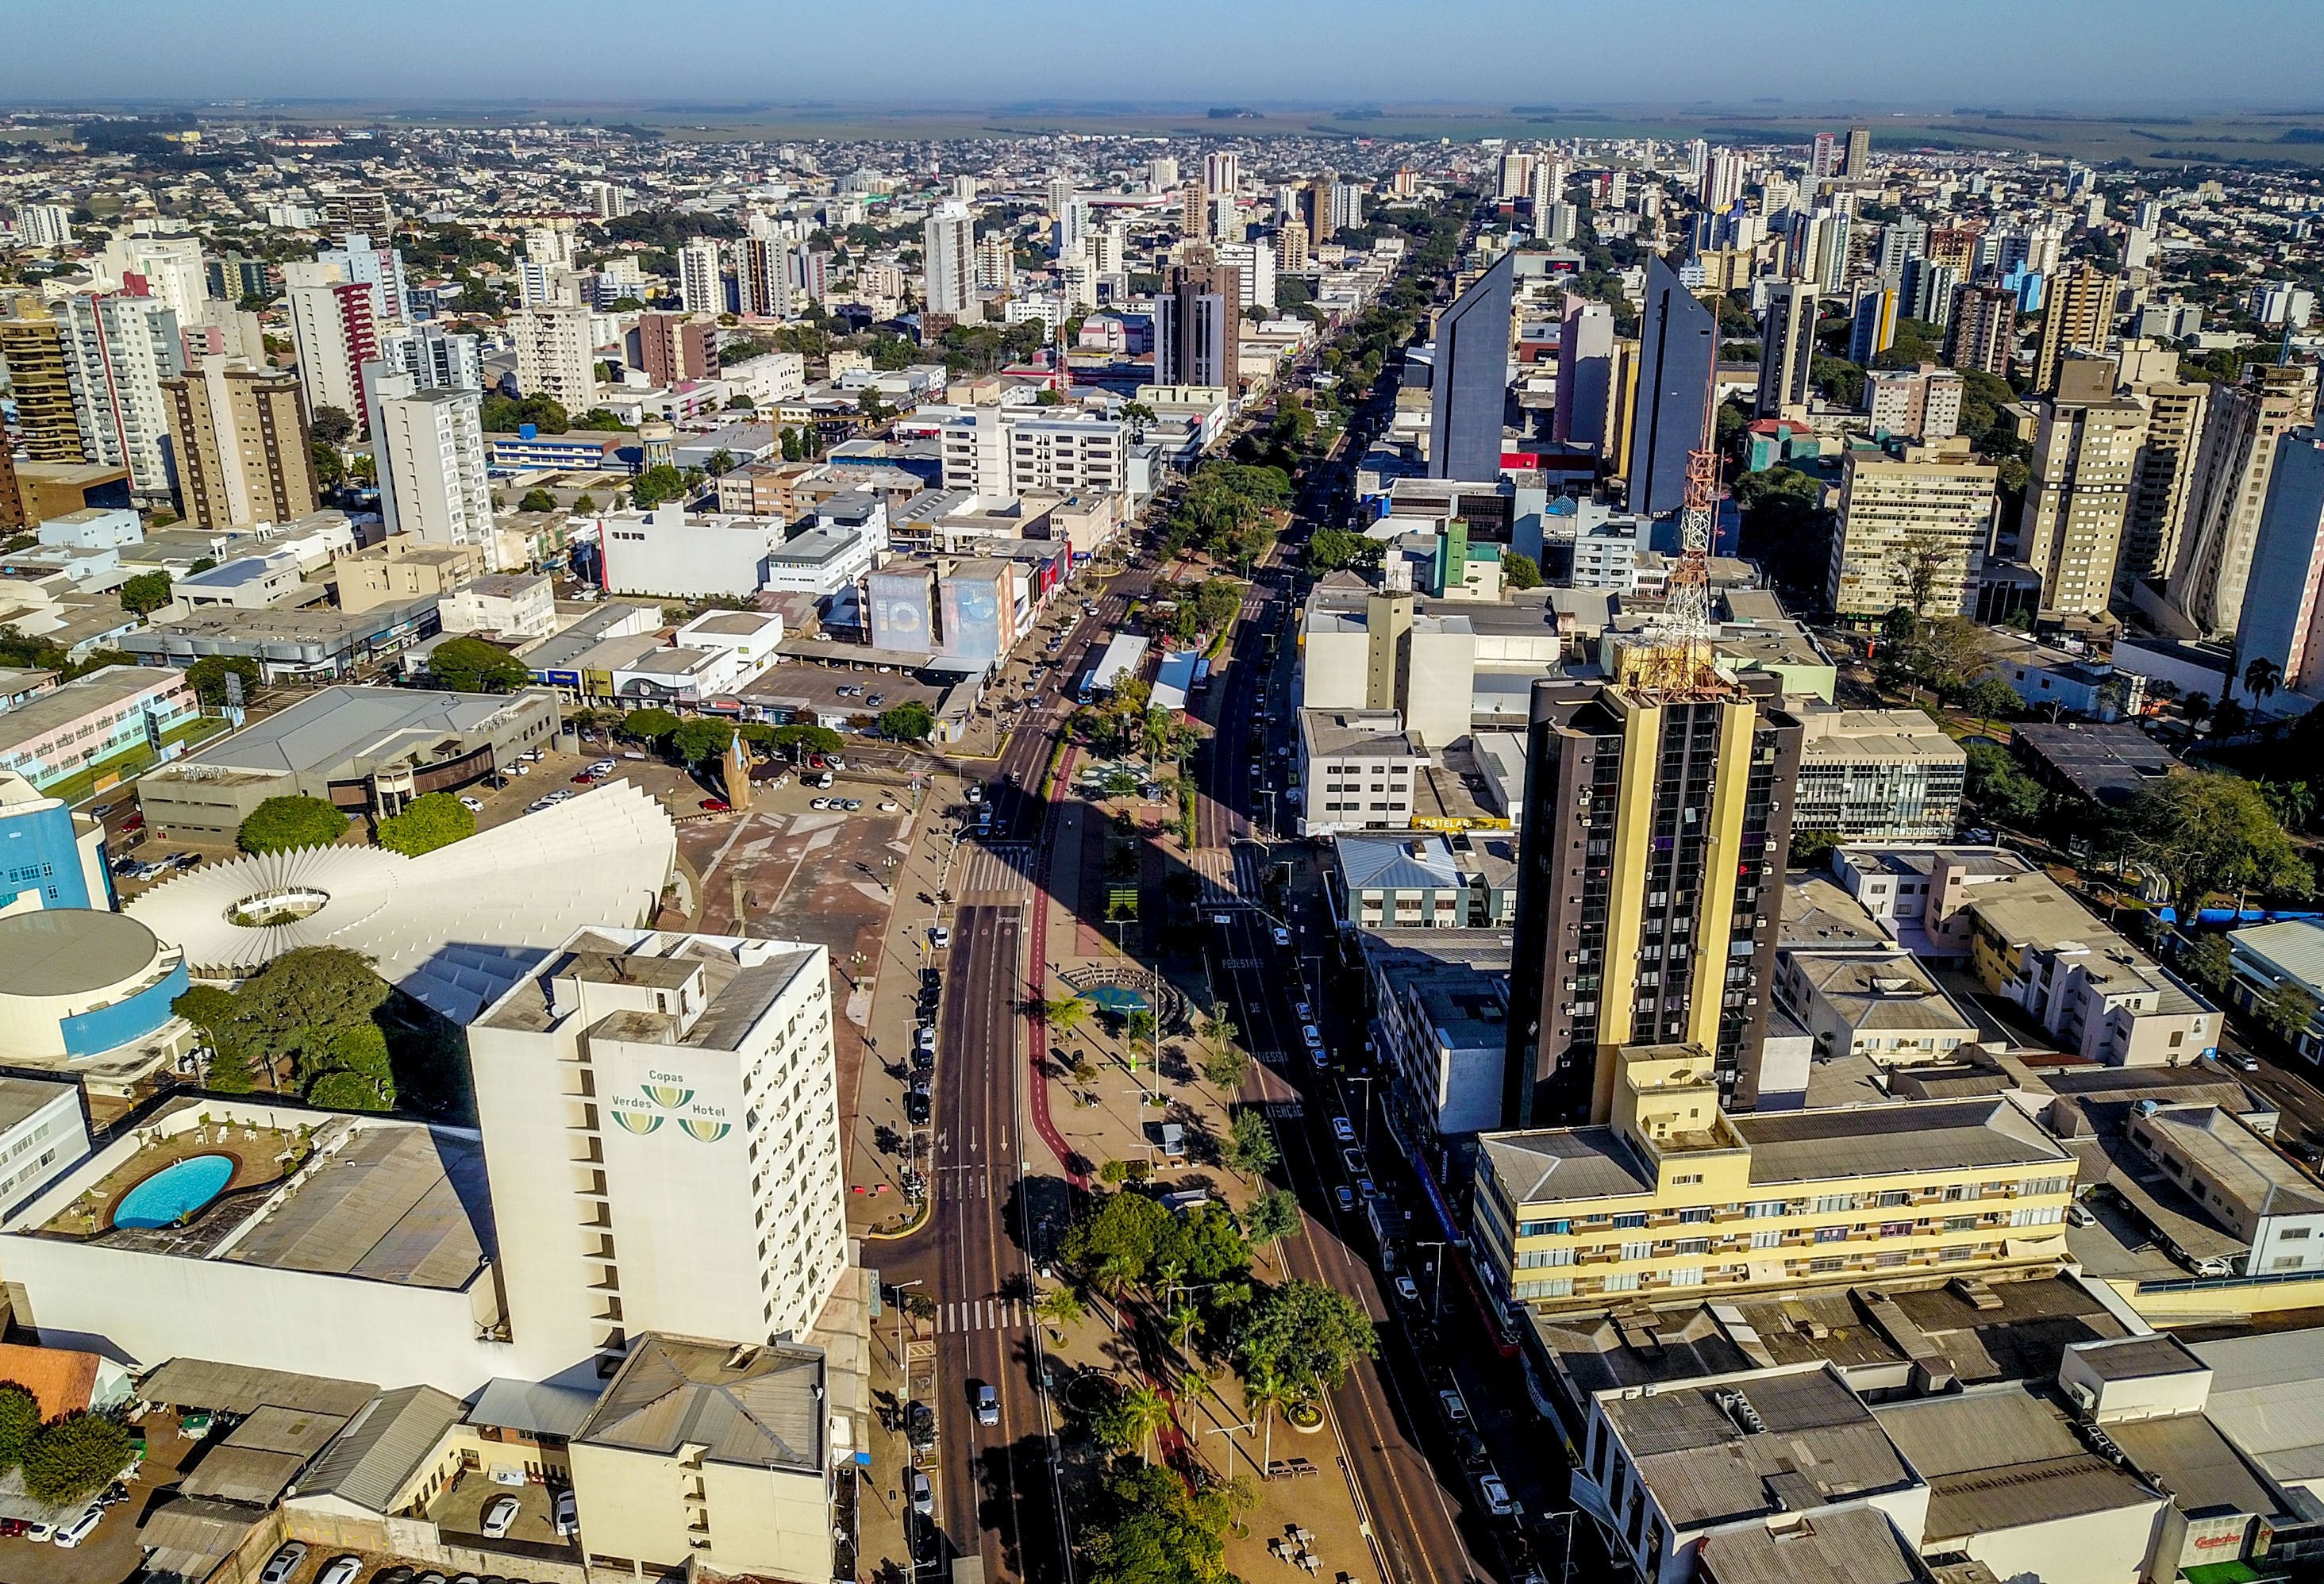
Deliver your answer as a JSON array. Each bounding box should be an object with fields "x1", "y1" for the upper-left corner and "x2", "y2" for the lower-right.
[
  {"x1": 1163, "y1": 1294, "x2": 1205, "y2": 1364},
  {"x1": 1119, "y1": 1382, "x2": 1174, "y2": 1462},
  {"x1": 1092, "y1": 1252, "x2": 1140, "y2": 1304},
  {"x1": 1242, "y1": 1363, "x2": 1302, "y2": 1479},
  {"x1": 1041, "y1": 995, "x2": 1091, "y2": 1038},
  {"x1": 2245, "y1": 656, "x2": 2284, "y2": 705},
  {"x1": 1034, "y1": 1285, "x2": 1086, "y2": 1334}
]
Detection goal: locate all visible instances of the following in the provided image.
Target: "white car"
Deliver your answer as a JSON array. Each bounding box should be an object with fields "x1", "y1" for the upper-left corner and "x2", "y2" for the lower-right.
[
  {"x1": 1301, "y1": 1025, "x2": 1323, "y2": 1050},
  {"x1": 1477, "y1": 1474, "x2": 1516, "y2": 1517},
  {"x1": 260, "y1": 1544, "x2": 308, "y2": 1584},
  {"x1": 459, "y1": 795, "x2": 484, "y2": 813},
  {"x1": 1272, "y1": 925, "x2": 1291, "y2": 947},
  {"x1": 1331, "y1": 1117, "x2": 1356, "y2": 1144},
  {"x1": 810, "y1": 797, "x2": 830, "y2": 810},
  {"x1": 53, "y1": 1505, "x2": 104, "y2": 1548},
  {"x1": 929, "y1": 926, "x2": 952, "y2": 949},
  {"x1": 552, "y1": 1487, "x2": 579, "y2": 1538},
  {"x1": 1394, "y1": 1275, "x2": 1420, "y2": 1304},
  {"x1": 315, "y1": 1559, "x2": 363, "y2": 1584},
  {"x1": 481, "y1": 1493, "x2": 521, "y2": 1538}
]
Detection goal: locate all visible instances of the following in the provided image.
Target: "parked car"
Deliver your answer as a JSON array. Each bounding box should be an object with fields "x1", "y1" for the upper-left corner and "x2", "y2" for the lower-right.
[
  {"x1": 2065, "y1": 1201, "x2": 2096, "y2": 1228},
  {"x1": 974, "y1": 1382, "x2": 999, "y2": 1425},
  {"x1": 552, "y1": 1487, "x2": 578, "y2": 1538},
  {"x1": 314, "y1": 1559, "x2": 363, "y2": 1584},
  {"x1": 260, "y1": 1542, "x2": 309, "y2": 1584},
  {"x1": 1331, "y1": 1117, "x2": 1356, "y2": 1144},
  {"x1": 1393, "y1": 1275, "x2": 1420, "y2": 1305},
  {"x1": 480, "y1": 1494, "x2": 521, "y2": 1538},
  {"x1": 929, "y1": 926, "x2": 952, "y2": 949},
  {"x1": 698, "y1": 798, "x2": 730, "y2": 813},
  {"x1": 1294, "y1": 1001, "x2": 1314, "y2": 1023},
  {"x1": 1334, "y1": 1186, "x2": 1356, "y2": 1213},
  {"x1": 1272, "y1": 925, "x2": 1292, "y2": 948},
  {"x1": 1455, "y1": 1430, "x2": 1490, "y2": 1469},
  {"x1": 964, "y1": 783, "x2": 983, "y2": 804},
  {"x1": 1439, "y1": 1389, "x2": 1471, "y2": 1426},
  {"x1": 1301, "y1": 1025, "x2": 1324, "y2": 1050},
  {"x1": 459, "y1": 796, "x2": 484, "y2": 813},
  {"x1": 1357, "y1": 1176, "x2": 1380, "y2": 1201},
  {"x1": 171, "y1": 852, "x2": 202, "y2": 870},
  {"x1": 1341, "y1": 1148, "x2": 1367, "y2": 1175},
  {"x1": 53, "y1": 1505, "x2": 104, "y2": 1548},
  {"x1": 810, "y1": 798, "x2": 830, "y2": 810},
  {"x1": 571, "y1": 771, "x2": 597, "y2": 784},
  {"x1": 909, "y1": 1468, "x2": 933, "y2": 1517},
  {"x1": 1477, "y1": 1474, "x2": 1516, "y2": 1518}
]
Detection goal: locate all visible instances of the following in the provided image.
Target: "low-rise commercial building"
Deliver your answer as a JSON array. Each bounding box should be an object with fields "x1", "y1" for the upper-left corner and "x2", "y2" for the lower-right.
[
  {"x1": 437, "y1": 572, "x2": 558, "y2": 640},
  {"x1": 136, "y1": 684, "x2": 560, "y2": 837},
  {"x1": 335, "y1": 538, "x2": 488, "y2": 614},
  {"x1": 1297, "y1": 709, "x2": 1430, "y2": 836},
  {"x1": 1330, "y1": 830, "x2": 1515, "y2": 930},
  {"x1": 0, "y1": 664, "x2": 198, "y2": 792},
  {"x1": 1360, "y1": 928, "x2": 1511, "y2": 1151},
  {"x1": 2223, "y1": 919, "x2": 2324, "y2": 1062},
  {"x1": 1775, "y1": 950, "x2": 1978, "y2": 1067},
  {"x1": 123, "y1": 596, "x2": 444, "y2": 682},
  {"x1": 1789, "y1": 704, "x2": 1966, "y2": 842},
  {"x1": 1472, "y1": 1042, "x2": 2076, "y2": 1314}
]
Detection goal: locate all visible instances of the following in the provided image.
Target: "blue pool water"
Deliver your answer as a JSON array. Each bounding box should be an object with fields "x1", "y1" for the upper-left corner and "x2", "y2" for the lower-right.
[{"x1": 114, "y1": 1154, "x2": 234, "y2": 1229}]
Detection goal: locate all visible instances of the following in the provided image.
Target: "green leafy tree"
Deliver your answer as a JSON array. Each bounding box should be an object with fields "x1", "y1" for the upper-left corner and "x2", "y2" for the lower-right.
[
  {"x1": 1789, "y1": 829, "x2": 1843, "y2": 871},
  {"x1": 621, "y1": 707, "x2": 683, "y2": 748},
  {"x1": 878, "y1": 700, "x2": 936, "y2": 741},
  {"x1": 0, "y1": 1386, "x2": 37, "y2": 1473},
  {"x1": 572, "y1": 491, "x2": 598, "y2": 513},
  {"x1": 1034, "y1": 1285, "x2": 1085, "y2": 1332},
  {"x1": 237, "y1": 794, "x2": 348, "y2": 855},
  {"x1": 771, "y1": 723, "x2": 845, "y2": 760},
  {"x1": 1062, "y1": 1190, "x2": 1173, "y2": 1290},
  {"x1": 185, "y1": 654, "x2": 260, "y2": 707},
  {"x1": 1224, "y1": 1109, "x2": 1278, "y2": 1178},
  {"x1": 1499, "y1": 551, "x2": 1543, "y2": 590},
  {"x1": 628, "y1": 463, "x2": 690, "y2": 510},
  {"x1": 172, "y1": 985, "x2": 252, "y2": 1091},
  {"x1": 1961, "y1": 679, "x2": 2024, "y2": 732},
  {"x1": 518, "y1": 487, "x2": 559, "y2": 513},
  {"x1": 1081, "y1": 1459, "x2": 1240, "y2": 1584},
  {"x1": 308, "y1": 406, "x2": 356, "y2": 445},
  {"x1": 2257, "y1": 981, "x2": 2322, "y2": 1052},
  {"x1": 1243, "y1": 1188, "x2": 1301, "y2": 1246},
  {"x1": 669, "y1": 717, "x2": 737, "y2": 767},
  {"x1": 1963, "y1": 741, "x2": 2045, "y2": 825},
  {"x1": 428, "y1": 636, "x2": 530, "y2": 694},
  {"x1": 1234, "y1": 1277, "x2": 1378, "y2": 1396},
  {"x1": 2124, "y1": 771, "x2": 2304, "y2": 925},
  {"x1": 1042, "y1": 996, "x2": 1092, "y2": 1038},
  {"x1": 21, "y1": 1413, "x2": 134, "y2": 1506},
  {"x1": 310, "y1": 439, "x2": 345, "y2": 488},
  {"x1": 376, "y1": 791, "x2": 475, "y2": 857},
  {"x1": 2181, "y1": 933, "x2": 2234, "y2": 997},
  {"x1": 119, "y1": 570, "x2": 173, "y2": 617}
]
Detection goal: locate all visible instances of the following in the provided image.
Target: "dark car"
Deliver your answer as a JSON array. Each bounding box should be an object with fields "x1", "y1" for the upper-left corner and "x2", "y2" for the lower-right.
[{"x1": 904, "y1": 1093, "x2": 930, "y2": 1125}]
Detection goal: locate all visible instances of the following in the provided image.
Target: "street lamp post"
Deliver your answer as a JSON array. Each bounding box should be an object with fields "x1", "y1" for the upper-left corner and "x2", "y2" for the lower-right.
[
  {"x1": 1349, "y1": 1075, "x2": 1373, "y2": 1155},
  {"x1": 891, "y1": 1277, "x2": 922, "y2": 1374}
]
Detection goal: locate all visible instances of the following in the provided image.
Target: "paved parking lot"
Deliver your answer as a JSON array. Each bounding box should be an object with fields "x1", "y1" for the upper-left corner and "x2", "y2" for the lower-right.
[
  {"x1": 425, "y1": 1467, "x2": 571, "y2": 1549},
  {"x1": 0, "y1": 1412, "x2": 197, "y2": 1584}
]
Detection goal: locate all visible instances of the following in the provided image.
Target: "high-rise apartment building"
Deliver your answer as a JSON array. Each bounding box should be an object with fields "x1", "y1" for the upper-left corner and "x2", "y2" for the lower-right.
[
  {"x1": 1329, "y1": 183, "x2": 1365, "y2": 236},
  {"x1": 1847, "y1": 284, "x2": 1898, "y2": 365},
  {"x1": 59, "y1": 290, "x2": 183, "y2": 496},
  {"x1": 1147, "y1": 157, "x2": 1179, "y2": 192},
  {"x1": 582, "y1": 179, "x2": 635, "y2": 218},
  {"x1": 974, "y1": 232, "x2": 1014, "y2": 295},
  {"x1": 16, "y1": 204, "x2": 71, "y2": 249},
  {"x1": 316, "y1": 233, "x2": 409, "y2": 323},
  {"x1": 2172, "y1": 364, "x2": 2318, "y2": 636},
  {"x1": 636, "y1": 313, "x2": 718, "y2": 388},
  {"x1": 788, "y1": 248, "x2": 831, "y2": 306},
  {"x1": 161, "y1": 356, "x2": 317, "y2": 529},
  {"x1": 287, "y1": 279, "x2": 379, "y2": 432},
  {"x1": 0, "y1": 308, "x2": 85, "y2": 463},
  {"x1": 1426, "y1": 249, "x2": 1514, "y2": 483},
  {"x1": 1276, "y1": 221, "x2": 1310, "y2": 272},
  {"x1": 678, "y1": 240, "x2": 723, "y2": 317},
  {"x1": 381, "y1": 322, "x2": 484, "y2": 392},
  {"x1": 1901, "y1": 258, "x2": 1960, "y2": 327},
  {"x1": 1842, "y1": 124, "x2": 1872, "y2": 179},
  {"x1": 1827, "y1": 440, "x2": 1999, "y2": 618},
  {"x1": 110, "y1": 236, "x2": 209, "y2": 321},
  {"x1": 1180, "y1": 181, "x2": 1209, "y2": 242},
  {"x1": 734, "y1": 234, "x2": 787, "y2": 319},
  {"x1": 1154, "y1": 254, "x2": 1241, "y2": 392},
  {"x1": 1553, "y1": 294, "x2": 1617, "y2": 451},
  {"x1": 466, "y1": 928, "x2": 849, "y2": 1374},
  {"x1": 1624, "y1": 256, "x2": 1717, "y2": 517},
  {"x1": 1755, "y1": 283, "x2": 1817, "y2": 418},
  {"x1": 365, "y1": 365, "x2": 496, "y2": 566},
  {"x1": 1204, "y1": 152, "x2": 1240, "y2": 197},
  {"x1": 510, "y1": 304, "x2": 598, "y2": 413},
  {"x1": 2018, "y1": 356, "x2": 2149, "y2": 616},
  {"x1": 2031, "y1": 261, "x2": 2116, "y2": 395},
  {"x1": 1945, "y1": 283, "x2": 2017, "y2": 379},
  {"x1": 1503, "y1": 668, "x2": 1803, "y2": 1123},
  {"x1": 2237, "y1": 430, "x2": 2324, "y2": 695},
  {"x1": 1699, "y1": 148, "x2": 1745, "y2": 213},
  {"x1": 1307, "y1": 177, "x2": 1334, "y2": 250},
  {"x1": 1864, "y1": 364, "x2": 1964, "y2": 442},
  {"x1": 1215, "y1": 241, "x2": 1276, "y2": 311},
  {"x1": 1530, "y1": 160, "x2": 1561, "y2": 240},
  {"x1": 1810, "y1": 133, "x2": 1838, "y2": 179},
  {"x1": 922, "y1": 202, "x2": 974, "y2": 317},
  {"x1": 2239, "y1": 431, "x2": 2324, "y2": 695},
  {"x1": 2119, "y1": 378, "x2": 2210, "y2": 592}
]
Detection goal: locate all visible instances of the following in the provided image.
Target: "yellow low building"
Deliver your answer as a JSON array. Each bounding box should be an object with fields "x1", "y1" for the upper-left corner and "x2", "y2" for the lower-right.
[{"x1": 1472, "y1": 1044, "x2": 2077, "y2": 1310}]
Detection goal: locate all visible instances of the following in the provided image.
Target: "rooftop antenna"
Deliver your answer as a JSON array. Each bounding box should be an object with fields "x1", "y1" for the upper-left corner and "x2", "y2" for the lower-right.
[{"x1": 1621, "y1": 263, "x2": 1722, "y2": 694}]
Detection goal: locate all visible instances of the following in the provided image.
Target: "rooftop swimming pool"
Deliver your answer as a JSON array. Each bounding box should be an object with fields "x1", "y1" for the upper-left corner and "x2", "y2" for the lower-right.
[{"x1": 114, "y1": 1153, "x2": 235, "y2": 1229}]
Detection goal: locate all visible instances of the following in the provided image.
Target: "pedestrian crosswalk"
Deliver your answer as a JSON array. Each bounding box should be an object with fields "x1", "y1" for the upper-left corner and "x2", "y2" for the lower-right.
[
  {"x1": 1195, "y1": 845, "x2": 1272, "y2": 907},
  {"x1": 938, "y1": 1298, "x2": 1028, "y2": 1333},
  {"x1": 954, "y1": 841, "x2": 1033, "y2": 902}
]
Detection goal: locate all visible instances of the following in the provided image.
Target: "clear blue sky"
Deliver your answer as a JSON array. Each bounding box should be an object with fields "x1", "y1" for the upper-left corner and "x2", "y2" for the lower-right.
[{"x1": 8, "y1": 0, "x2": 2320, "y2": 110}]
